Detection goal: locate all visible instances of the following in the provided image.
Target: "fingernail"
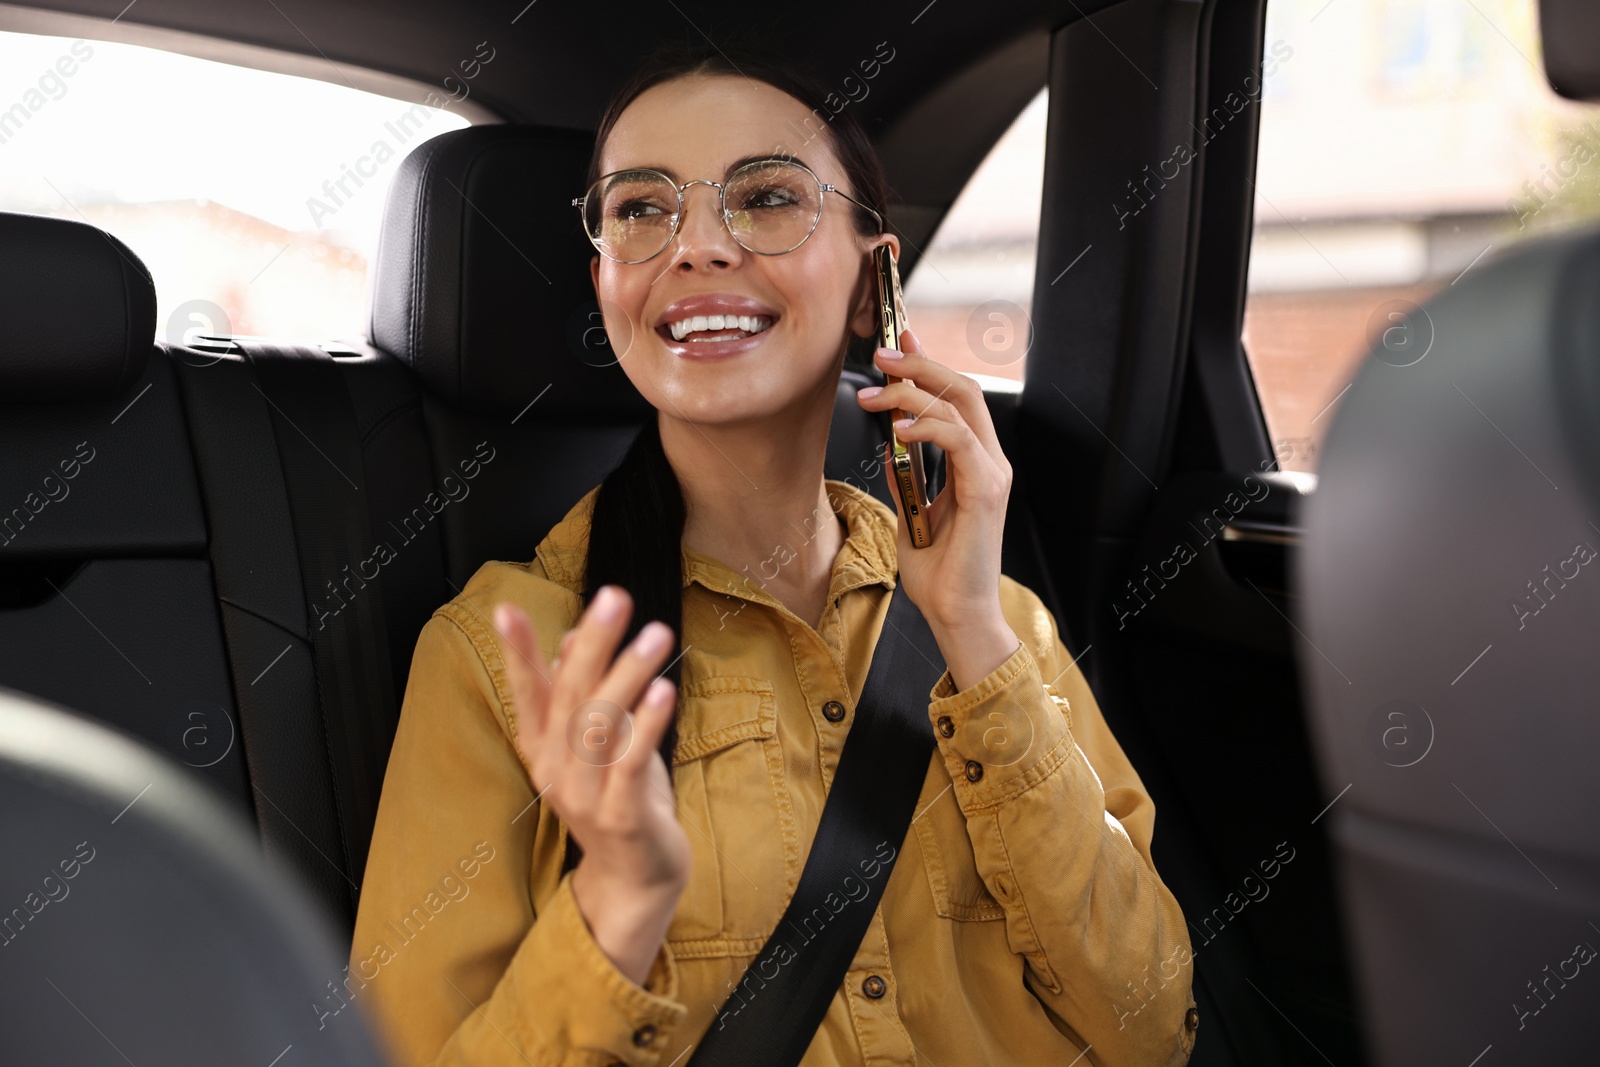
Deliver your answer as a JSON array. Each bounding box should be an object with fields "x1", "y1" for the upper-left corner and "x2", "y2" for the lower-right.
[
  {"x1": 594, "y1": 586, "x2": 624, "y2": 621},
  {"x1": 893, "y1": 417, "x2": 914, "y2": 429},
  {"x1": 857, "y1": 385, "x2": 883, "y2": 399},
  {"x1": 877, "y1": 346, "x2": 903, "y2": 361},
  {"x1": 634, "y1": 622, "x2": 670, "y2": 657},
  {"x1": 493, "y1": 605, "x2": 510, "y2": 633}
]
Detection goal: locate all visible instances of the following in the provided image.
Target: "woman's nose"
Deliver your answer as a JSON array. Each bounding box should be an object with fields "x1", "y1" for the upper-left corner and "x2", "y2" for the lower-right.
[{"x1": 671, "y1": 182, "x2": 743, "y2": 267}]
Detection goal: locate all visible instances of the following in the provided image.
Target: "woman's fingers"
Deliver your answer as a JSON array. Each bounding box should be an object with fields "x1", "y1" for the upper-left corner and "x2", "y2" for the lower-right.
[
  {"x1": 498, "y1": 589, "x2": 677, "y2": 777},
  {"x1": 551, "y1": 585, "x2": 633, "y2": 712},
  {"x1": 861, "y1": 360, "x2": 1012, "y2": 502},
  {"x1": 885, "y1": 376, "x2": 964, "y2": 428},
  {"x1": 885, "y1": 407, "x2": 985, "y2": 467},
  {"x1": 553, "y1": 627, "x2": 576, "y2": 669},
  {"x1": 868, "y1": 382, "x2": 1005, "y2": 503},
  {"x1": 593, "y1": 616, "x2": 674, "y2": 713},
  {"x1": 614, "y1": 677, "x2": 677, "y2": 784},
  {"x1": 572, "y1": 619, "x2": 675, "y2": 769},
  {"x1": 872, "y1": 334, "x2": 1008, "y2": 470}
]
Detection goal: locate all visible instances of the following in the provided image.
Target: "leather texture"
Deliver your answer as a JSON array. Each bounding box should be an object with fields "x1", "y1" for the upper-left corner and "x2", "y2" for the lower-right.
[
  {"x1": 1298, "y1": 223, "x2": 1600, "y2": 1066},
  {"x1": 1539, "y1": 0, "x2": 1600, "y2": 101},
  {"x1": 369, "y1": 124, "x2": 654, "y2": 421},
  {"x1": 0, "y1": 687, "x2": 389, "y2": 1066},
  {"x1": 173, "y1": 346, "x2": 376, "y2": 930},
  {"x1": 0, "y1": 351, "x2": 206, "y2": 557},
  {"x1": 0, "y1": 211, "x2": 154, "y2": 402},
  {"x1": 242, "y1": 340, "x2": 401, "y2": 910}
]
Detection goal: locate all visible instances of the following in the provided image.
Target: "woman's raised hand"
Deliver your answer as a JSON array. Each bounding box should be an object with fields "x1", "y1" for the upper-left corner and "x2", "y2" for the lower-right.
[
  {"x1": 493, "y1": 585, "x2": 690, "y2": 984},
  {"x1": 854, "y1": 325, "x2": 1023, "y2": 691}
]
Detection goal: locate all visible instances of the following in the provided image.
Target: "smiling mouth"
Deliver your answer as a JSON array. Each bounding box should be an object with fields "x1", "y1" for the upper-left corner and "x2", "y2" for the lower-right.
[{"x1": 659, "y1": 313, "x2": 776, "y2": 343}]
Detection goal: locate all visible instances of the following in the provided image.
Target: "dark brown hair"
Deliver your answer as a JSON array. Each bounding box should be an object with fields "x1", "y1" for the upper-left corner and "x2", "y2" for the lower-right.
[{"x1": 563, "y1": 42, "x2": 892, "y2": 875}]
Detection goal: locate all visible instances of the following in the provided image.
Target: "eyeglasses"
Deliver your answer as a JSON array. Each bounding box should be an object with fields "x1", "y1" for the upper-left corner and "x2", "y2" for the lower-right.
[{"x1": 572, "y1": 156, "x2": 884, "y2": 264}]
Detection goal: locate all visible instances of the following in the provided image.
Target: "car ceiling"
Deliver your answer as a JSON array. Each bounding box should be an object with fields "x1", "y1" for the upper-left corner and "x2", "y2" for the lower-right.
[{"x1": 0, "y1": 0, "x2": 1121, "y2": 254}]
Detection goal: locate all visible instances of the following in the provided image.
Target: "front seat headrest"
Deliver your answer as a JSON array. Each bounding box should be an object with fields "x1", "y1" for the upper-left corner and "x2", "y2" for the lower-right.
[
  {"x1": 1540, "y1": 0, "x2": 1600, "y2": 100},
  {"x1": 0, "y1": 686, "x2": 389, "y2": 1064},
  {"x1": 1297, "y1": 223, "x2": 1600, "y2": 1065},
  {"x1": 0, "y1": 212, "x2": 154, "y2": 403},
  {"x1": 370, "y1": 124, "x2": 652, "y2": 422}
]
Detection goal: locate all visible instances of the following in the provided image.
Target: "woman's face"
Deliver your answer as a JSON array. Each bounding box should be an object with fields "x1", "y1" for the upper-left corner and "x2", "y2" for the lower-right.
[{"x1": 589, "y1": 74, "x2": 896, "y2": 430}]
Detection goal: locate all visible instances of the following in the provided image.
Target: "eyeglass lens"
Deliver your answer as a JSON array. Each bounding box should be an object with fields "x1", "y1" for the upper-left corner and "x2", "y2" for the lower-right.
[{"x1": 583, "y1": 161, "x2": 823, "y2": 262}]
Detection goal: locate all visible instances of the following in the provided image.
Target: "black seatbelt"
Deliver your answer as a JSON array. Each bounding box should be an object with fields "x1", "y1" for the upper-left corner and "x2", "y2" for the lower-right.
[{"x1": 687, "y1": 584, "x2": 945, "y2": 1067}]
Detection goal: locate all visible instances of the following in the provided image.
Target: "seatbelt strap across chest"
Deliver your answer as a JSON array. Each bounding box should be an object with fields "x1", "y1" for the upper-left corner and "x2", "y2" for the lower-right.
[{"x1": 686, "y1": 583, "x2": 945, "y2": 1067}]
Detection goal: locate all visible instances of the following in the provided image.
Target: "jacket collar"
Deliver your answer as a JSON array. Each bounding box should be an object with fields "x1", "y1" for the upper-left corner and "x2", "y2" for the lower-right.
[{"x1": 535, "y1": 477, "x2": 899, "y2": 607}]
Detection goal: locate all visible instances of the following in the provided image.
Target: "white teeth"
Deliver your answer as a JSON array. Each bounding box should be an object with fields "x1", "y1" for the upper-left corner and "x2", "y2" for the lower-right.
[{"x1": 667, "y1": 314, "x2": 773, "y2": 341}]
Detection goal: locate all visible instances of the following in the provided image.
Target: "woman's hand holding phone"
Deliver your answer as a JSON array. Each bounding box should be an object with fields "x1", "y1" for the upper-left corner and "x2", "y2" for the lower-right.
[
  {"x1": 855, "y1": 327, "x2": 1023, "y2": 690},
  {"x1": 494, "y1": 587, "x2": 689, "y2": 986}
]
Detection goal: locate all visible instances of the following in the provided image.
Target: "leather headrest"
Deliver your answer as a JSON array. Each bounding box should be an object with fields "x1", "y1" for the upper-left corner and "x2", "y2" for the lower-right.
[
  {"x1": 370, "y1": 125, "x2": 652, "y2": 421},
  {"x1": 1541, "y1": 0, "x2": 1600, "y2": 100},
  {"x1": 0, "y1": 212, "x2": 154, "y2": 403}
]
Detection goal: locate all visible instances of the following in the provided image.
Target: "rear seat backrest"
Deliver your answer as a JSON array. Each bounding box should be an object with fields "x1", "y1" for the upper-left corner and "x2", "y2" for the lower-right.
[
  {"x1": 0, "y1": 210, "x2": 434, "y2": 934},
  {"x1": 0, "y1": 213, "x2": 251, "y2": 810},
  {"x1": 368, "y1": 124, "x2": 657, "y2": 588}
]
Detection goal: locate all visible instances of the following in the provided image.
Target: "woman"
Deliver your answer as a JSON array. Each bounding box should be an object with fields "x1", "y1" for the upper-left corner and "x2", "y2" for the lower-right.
[{"x1": 351, "y1": 41, "x2": 1197, "y2": 1067}]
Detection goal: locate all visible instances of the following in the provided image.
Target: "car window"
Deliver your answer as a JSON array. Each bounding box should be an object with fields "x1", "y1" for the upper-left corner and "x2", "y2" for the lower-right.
[
  {"x1": 902, "y1": 88, "x2": 1046, "y2": 384},
  {"x1": 0, "y1": 30, "x2": 475, "y2": 344},
  {"x1": 1244, "y1": 0, "x2": 1600, "y2": 473}
]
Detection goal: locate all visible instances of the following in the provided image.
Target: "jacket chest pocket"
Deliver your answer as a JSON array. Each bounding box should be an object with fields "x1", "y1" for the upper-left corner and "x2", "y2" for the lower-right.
[
  {"x1": 912, "y1": 759, "x2": 1005, "y2": 921},
  {"x1": 666, "y1": 677, "x2": 797, "y2": 955}
]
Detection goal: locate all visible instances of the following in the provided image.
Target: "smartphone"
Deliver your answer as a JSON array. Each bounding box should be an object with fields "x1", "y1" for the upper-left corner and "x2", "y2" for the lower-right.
[{"x1": 872, "y1": 243, "x2": 934, "y2": 549}]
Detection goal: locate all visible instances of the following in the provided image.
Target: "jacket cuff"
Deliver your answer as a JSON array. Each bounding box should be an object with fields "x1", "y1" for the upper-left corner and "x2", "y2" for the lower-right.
[
  {"x1": 507, "y1": 871, "x2": 688, "y2": 1064},
  {"x1": 926, "y1": 640, "x2": 1076, "y2": 809}
]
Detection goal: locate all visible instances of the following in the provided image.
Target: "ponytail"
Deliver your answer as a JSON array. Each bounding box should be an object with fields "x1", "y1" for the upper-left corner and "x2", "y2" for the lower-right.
[{"x1": 564, "y1": 415, "x2": 686, "y2": 875}]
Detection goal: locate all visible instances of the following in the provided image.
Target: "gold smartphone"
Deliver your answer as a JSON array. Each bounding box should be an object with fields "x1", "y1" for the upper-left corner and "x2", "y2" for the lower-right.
[{"x1": 872, "y1": 243, "x2": 934, "y2": 549}]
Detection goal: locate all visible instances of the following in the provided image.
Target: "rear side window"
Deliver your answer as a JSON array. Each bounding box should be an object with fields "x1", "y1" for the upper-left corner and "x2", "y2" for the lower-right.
[
  {"x1": 903, "y1": 88, "x2": 1047, "y2": 384},
  {"x1": 1243, "y1": 0, "x2": 1600, "y2": 472},
  {"x1": 0, "y1": 30, "x2": 474, "y2": 343}
]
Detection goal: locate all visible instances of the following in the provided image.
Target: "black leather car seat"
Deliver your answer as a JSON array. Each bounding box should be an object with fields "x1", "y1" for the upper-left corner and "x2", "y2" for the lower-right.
[
  {"x1": 1297, "y1": 4, "x2": 1600, "y2": 1061},
  {"x1": 0, "y1": 686, "x2": 389, "y2": 1065},
  {"x1": 0, "y1": 212, "x2": 254, "y2": 814}
]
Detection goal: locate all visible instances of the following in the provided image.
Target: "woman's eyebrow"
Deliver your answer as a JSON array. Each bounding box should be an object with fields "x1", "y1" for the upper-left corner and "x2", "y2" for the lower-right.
[{"x1": 627, "y1": 153, "x2": 815, "y2": 181}]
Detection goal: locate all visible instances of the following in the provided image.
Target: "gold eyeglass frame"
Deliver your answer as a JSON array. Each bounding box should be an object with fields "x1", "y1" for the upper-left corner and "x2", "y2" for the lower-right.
[{"x1": 572, "y1": 156, "x2": 885, "y2": 264}]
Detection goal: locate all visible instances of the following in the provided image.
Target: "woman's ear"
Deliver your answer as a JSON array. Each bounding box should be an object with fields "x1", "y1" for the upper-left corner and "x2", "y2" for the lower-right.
[
  {"x1": 847, "y1": 234, "x2": 901, "y2": 339},
  {"x1": 589, "y1": 252, "x2": 601, "y2": 295}
]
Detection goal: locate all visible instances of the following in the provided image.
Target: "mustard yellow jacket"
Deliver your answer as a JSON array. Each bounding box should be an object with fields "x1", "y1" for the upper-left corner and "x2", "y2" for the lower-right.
[{"x1": 347, "y1": 478, "x2": 1197, "y2": 1067}]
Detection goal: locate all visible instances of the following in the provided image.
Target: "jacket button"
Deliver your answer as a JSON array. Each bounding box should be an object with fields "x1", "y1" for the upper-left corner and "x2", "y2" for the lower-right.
[
  {"x1": 632, "y1": 1024, "x2": 657, "y2": 1047},
  {"x1": 861, "y1": 975, "x2": 887, "y2": 999},
  {"x1": 936, "y1": 716, "x2": 954, "y2": 738},
  {"x1": 964, "y1": 759, "x2": 984, "y2": 782},
  {"x1": 1185, "y1": 1007, "x2": 1199, "y2": 1032},
  {"x1": 822, "y1": 700, "x2": 846, "y2": 723}
]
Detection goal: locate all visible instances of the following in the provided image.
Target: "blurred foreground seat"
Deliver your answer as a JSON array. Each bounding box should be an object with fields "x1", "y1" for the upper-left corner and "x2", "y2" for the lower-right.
[
  {"x1": 1298, "y1": 6, "x2": 1600, "y2": 1055},
  {"x1": 0, "y1": 687, "x2": 392, "y2": 1064}
]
